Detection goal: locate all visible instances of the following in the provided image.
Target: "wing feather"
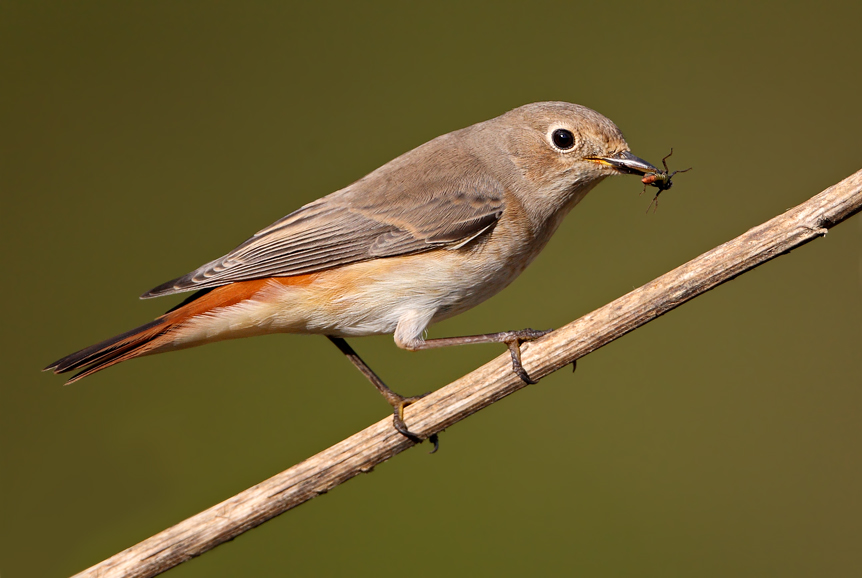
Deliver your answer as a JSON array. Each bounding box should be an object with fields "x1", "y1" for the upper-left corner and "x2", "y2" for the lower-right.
[{"x1": 143, "y1": 145, "x2": 505, "y2": 298}]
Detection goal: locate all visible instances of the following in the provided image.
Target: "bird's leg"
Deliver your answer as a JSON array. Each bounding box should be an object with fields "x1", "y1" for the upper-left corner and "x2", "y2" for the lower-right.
[
  {"x1": 327, "y1": 336, "x2": 438, "y2": 452},
  {"x1": 401, "y1": 328, "x2": 552, "y2": 385}
]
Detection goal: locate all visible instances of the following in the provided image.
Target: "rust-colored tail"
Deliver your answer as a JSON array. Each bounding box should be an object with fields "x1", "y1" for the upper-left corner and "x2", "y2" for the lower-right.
[{"x1": 45, "y1": 276, "x2": 315, "y2": 384}]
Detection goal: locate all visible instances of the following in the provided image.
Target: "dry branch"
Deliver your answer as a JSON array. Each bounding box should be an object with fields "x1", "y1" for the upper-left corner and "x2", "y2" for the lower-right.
[{"x1": 74, "y1": 169, "x2": 862, "y2": 578}]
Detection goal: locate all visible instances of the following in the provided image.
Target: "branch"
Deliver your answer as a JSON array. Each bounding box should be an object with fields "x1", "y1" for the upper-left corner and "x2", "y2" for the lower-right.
[{"x1": 74, "y1": 169, "x2": 862, "y2": 578}]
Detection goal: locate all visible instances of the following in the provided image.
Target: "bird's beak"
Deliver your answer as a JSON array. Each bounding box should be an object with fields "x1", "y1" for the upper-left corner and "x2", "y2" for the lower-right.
[{"x1": 587, "y1": 150, "x2": 658, "y2": 176}]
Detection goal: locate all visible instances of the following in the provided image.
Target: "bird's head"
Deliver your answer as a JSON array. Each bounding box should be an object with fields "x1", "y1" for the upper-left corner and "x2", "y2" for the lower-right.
[{"x1": 483, "y1": 101, "x2": 658, "y2": 221}]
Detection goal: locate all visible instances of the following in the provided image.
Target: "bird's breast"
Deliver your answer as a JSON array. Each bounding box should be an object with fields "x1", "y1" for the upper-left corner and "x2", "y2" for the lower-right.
[{"x1": 163, "y1": 220, "x2": 547, "y2": 346}]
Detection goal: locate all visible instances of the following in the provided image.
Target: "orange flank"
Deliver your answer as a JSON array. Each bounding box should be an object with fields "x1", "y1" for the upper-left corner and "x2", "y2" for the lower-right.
[
  {"x1": 45, "y1": 274, "x2": 317, "y2": 384},
  {"x1": 163, "y1": 275, "x2": 316, "y2": 322}
]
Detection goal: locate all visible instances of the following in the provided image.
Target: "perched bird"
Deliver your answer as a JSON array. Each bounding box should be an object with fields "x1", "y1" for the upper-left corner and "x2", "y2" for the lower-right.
[{"x1": 45, "y1": 101, "x2": 657, "y2": 441}]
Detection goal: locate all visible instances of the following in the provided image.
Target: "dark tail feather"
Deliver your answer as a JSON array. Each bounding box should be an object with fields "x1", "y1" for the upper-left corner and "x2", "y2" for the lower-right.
[
  {"x1": 44, "y1": 278, "x2": 300, "y2": 384},
  {"x1": 44, "y1": 319, "x2": 168, "y2": 384}
]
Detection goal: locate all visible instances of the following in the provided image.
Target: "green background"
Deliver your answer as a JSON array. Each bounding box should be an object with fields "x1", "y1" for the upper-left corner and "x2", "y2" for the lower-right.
[{"x1": 2, "y1": 2, "x2": 860, "y2": 577}]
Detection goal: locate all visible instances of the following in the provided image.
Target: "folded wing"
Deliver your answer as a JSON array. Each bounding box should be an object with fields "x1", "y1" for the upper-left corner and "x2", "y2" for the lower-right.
[{"x1": 143, "y1": 150, "x2": 506, "y2": 298}]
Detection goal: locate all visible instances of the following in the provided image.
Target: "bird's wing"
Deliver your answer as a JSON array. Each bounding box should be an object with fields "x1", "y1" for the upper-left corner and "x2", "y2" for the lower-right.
[{"x1": 142, "y1": 157, "x2": 505, "y2": 298}]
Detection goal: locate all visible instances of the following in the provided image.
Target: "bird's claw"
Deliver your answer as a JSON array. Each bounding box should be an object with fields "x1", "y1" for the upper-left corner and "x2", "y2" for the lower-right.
[
  {"x1": 503, "y1": 328, "x2": 552, "y2": 384},
  {"x1": 391, "y1": 393, "x2": 439, "y2": 453}
]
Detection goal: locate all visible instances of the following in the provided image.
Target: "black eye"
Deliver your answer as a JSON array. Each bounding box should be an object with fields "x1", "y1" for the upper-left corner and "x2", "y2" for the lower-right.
[{"x1": 552, "y1": 128, "x2": 575, "y2": 150}]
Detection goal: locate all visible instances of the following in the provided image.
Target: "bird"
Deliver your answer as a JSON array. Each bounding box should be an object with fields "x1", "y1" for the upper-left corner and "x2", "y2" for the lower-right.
[{"x1": 45, "y1": 101, "x2": 658, "y2": 443}]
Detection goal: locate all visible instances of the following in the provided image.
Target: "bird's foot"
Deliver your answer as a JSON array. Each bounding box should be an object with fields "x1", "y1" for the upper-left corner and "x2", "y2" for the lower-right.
[
  {"x1": 501, "y1": 328, "x2": 552, "y2": 384},
  {"x1": 391, "y1": 392, "x2": 439, "y2": 453}
]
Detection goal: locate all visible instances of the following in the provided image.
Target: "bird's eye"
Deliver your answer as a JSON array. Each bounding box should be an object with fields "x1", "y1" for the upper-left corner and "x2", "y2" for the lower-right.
[{"x1": 551, "y1": 128, "x2": 575, "y2": 150}]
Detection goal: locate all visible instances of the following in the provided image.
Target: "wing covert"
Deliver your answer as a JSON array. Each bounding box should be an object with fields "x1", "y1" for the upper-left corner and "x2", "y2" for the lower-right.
[{"x1": 143, "y1": 149, "x2": 506, "y2": 298}]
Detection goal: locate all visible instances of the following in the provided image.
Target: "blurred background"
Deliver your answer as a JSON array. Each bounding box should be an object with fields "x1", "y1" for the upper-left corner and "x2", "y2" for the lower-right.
[{"x1": 2, "y1": 1, "x2": 860, "y2": 577}]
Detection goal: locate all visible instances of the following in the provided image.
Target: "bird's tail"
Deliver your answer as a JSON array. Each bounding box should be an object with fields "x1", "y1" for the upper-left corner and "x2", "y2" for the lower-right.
[
  {"x1": 44, "y1": 276, "x2": 315, "y2": 384},
  {"x1": 43, "y1": 318, "x2": 172, "y2": 384}
]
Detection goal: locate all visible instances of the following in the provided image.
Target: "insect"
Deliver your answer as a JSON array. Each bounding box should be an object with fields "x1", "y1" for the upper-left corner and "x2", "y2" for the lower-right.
[{"x1": 641, "y1": 148, "x2": 691, "y2": 213}]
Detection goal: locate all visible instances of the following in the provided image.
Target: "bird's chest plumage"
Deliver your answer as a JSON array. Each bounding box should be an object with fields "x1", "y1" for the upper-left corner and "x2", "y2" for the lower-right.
[
  {"x1": 258, "y1": 216, "x2": 543, "y2": 338},
  {"x1": 425, "y1": 208, "x2": 557, "y2": 321}
]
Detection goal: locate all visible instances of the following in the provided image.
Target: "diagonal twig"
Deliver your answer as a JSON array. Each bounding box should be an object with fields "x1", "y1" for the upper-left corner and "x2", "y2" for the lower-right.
[{"x1": 73, "y1": 168, "x2": 862, "y2": 578}]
